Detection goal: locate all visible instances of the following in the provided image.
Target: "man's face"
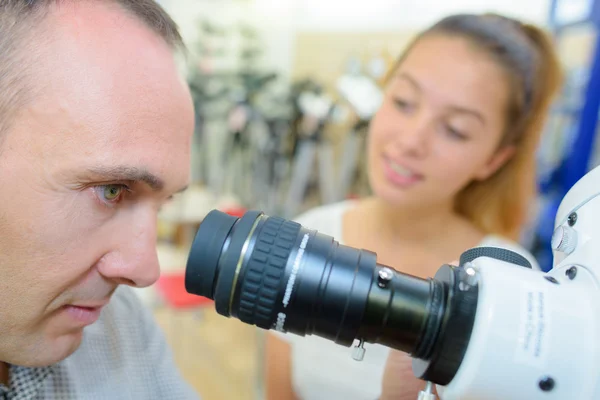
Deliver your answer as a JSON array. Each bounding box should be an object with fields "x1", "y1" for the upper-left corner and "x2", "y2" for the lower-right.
[{"x1": 0, "y1": 3, "x2": 194, "y2": 367}]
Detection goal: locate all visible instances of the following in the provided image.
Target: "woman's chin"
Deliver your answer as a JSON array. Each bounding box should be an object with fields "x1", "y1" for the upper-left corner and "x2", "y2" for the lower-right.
[
  {"x1": 371, "y1": 179, "x2": 458, "y2": 214},
  {"x1": 371, "y1": 180, "x2": 421, "y2": 207}
]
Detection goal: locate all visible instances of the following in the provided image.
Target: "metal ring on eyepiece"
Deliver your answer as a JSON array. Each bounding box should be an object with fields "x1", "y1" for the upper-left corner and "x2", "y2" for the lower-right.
[{"x1": 229, "y1": 215, "x2": 264, "y2": 314}]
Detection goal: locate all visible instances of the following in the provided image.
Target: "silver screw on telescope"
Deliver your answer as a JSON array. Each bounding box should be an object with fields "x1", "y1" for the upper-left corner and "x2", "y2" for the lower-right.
[
  {"x1": 352, "y1": 340, "x2": 366, "y2": 361},
  {"x1": 417, "y1": 382, "x2": 437, "y2": 400},
  {"x1": 378, "y1": 267, "x2": 394, "y2": 288},
  {"x1": 458, "y1": 263, "x2": 479, "y2": 291}
]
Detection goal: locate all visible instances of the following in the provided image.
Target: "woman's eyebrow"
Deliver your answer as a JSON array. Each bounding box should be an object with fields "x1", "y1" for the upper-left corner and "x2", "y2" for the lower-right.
[
  {"x1": 395, "y1": 72, "x2": 421, "y2": 91},
  {"x1": 447, "y1": 105, "x2": 486, "y2": 126}
]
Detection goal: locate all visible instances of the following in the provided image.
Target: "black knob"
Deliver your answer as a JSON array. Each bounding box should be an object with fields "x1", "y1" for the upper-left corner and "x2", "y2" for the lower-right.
[{"x1": 459, "y1": 247, "x2": 532, "y2": 269}]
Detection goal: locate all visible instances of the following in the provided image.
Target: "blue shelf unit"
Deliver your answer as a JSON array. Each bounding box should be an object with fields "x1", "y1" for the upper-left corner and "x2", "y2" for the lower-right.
[{"x1": 530, "y1": 0, "x2": 600, "y2": 271}]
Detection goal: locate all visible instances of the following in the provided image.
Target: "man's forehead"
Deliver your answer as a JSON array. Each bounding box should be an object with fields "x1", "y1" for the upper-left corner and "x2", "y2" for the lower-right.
[{"x1": 2, "y1": 0, "x2": 194, "y2": 195}]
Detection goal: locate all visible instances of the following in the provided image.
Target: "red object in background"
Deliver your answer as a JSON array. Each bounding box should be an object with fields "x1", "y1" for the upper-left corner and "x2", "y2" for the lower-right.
[
  {"x1": 155, "y1": 207, "x2": 247, "y2": 310},
  {"x1": 221, "y1": 206, "x2": 246, "y2": 217},
  {"x1": 156, "y1": 273, "x2": 213, "y2": 309}
]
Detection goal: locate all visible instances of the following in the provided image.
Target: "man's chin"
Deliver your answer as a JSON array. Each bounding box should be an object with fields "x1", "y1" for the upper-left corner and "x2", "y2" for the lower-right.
[
  {"x1": 48, "y1": 330, "x2": 85, "y2": 364},
  {"x1": 18, "y1": 330, "x2": 85, "y2": 368}
]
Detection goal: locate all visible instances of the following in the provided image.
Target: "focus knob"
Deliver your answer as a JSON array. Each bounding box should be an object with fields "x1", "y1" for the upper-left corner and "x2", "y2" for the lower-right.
[{"x1": 551, "y1": 225, "x2": 578, "y2": 255}]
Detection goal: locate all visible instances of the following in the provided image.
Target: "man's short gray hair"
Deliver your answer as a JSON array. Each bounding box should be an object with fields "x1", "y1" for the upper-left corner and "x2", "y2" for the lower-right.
[{"x1": 0, "y1": 0, "x2": 185, "y2": 141}]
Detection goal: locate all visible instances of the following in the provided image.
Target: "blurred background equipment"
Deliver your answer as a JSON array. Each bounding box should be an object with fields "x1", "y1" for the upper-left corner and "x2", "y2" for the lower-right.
[
  {"x1": 335, "y1": 55, "x2": 385, "y2": 201},
  {"x1": 136, "y1": 0, "x2": 600, "y2": 399},
  {"x1": 282, "y1": 78, "x2": 339, "y2": 218}
]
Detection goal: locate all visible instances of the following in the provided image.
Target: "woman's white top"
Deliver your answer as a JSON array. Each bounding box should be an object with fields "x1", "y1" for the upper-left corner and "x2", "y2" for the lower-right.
[{"x1": 273, "y1": 200, "x2": 540, "y2": 400}]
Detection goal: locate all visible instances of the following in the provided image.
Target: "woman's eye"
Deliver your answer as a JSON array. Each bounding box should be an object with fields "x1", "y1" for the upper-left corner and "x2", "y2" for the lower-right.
[
  {"x1": 445, "y1": 125, "x2": 468, "y2": 141},
  {"x1": 393, "y1": 98, "x2": 413, "y2": 111}
]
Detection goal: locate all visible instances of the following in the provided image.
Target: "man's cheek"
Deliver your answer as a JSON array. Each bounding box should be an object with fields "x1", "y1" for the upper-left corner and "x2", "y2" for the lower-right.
[{"x1": 31, "y1": 204, "x2": 104, "y2": 258}]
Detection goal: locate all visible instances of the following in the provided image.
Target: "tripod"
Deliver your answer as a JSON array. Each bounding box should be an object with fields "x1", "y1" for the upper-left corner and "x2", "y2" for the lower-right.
[
  {"x1": 336, "y1": 119, "x2": 370, "y2": 201},
  {"x1": 334, "y1": 69, "x2": 383, "y2": 200},
  {"x1": 219, "y1": 73, "x2": 278, "y2": 206},
  {"x1": 282, "y1": 90, "x2": 337, "y2": 218}
]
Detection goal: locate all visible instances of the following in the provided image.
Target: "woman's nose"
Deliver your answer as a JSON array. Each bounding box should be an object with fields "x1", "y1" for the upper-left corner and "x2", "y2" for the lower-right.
[{"x1": 393, "y1": 113, "x2": 431, "y2": 158}]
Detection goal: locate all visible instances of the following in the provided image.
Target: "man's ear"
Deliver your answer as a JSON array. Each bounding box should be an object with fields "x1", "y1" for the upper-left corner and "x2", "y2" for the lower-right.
[{"x1": 473, "y1": 145, "x2": 516, "y2": 181}]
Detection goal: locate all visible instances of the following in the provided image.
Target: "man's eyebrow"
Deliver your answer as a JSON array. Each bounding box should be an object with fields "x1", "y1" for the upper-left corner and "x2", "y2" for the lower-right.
[{"x1": 86, "y1": 166, "x2": 165, "y2": 191}]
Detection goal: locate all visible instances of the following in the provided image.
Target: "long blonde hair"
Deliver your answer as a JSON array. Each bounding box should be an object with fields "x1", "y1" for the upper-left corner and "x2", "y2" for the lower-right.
[{"x1": 387, "y1": 14, "x2": 563, "y2": 240}]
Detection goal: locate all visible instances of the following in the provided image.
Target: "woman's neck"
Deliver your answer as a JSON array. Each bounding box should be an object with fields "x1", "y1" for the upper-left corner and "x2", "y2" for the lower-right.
[
  {"x1": 344, "y1": 196, "x2": 486, "y2": 278},
  {"x1": 367, "y1": 197, "x2": 461, "y2": 244}
]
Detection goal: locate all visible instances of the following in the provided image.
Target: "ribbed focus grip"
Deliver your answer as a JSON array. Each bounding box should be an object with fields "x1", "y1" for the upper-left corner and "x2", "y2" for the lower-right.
[
  {"x1": 460, "y1": 246, "x2": 532, "y2": 269},
  {"x1": 421, "y1": 281, "x2": 479, "y2": 385},
  {"x1": 413, "y1": 280, "x2": 445, "y2": 360},
  {"x1": 413, "y1": 265, "x2": 480, "y2": 385},
  {"x1": 237, "y1": 217, "x2": 301, "y2": 328}
]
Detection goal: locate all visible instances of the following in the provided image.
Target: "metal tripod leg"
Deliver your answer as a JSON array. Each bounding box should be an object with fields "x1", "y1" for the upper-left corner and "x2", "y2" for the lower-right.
[
  {"x1": 204, "y1": 120, "x2": 225, "y2": 197},
  {"x1": 337, "y1": 128, "x2": 362, "y2": 201},
  {"x1": 261, "y1": 141, "x2": 281, "y2": 215},
  {"x1": 317, "y1": 141, "x2": 337, "y2": 205},
  {"x1": 220, "y1": 131, "x2": 250, "y2": 204},
  {"x1": 271, "y1": 152, "x2": 291, "y2": 216},
  {"x1": 221, "y1": 139, "x2": 237, "y2": 198},
  {"x1": 251, "y1": 142, "x2": 272, "y2": 211},
  {"x1": 283, "y1": 139, "x2": 317, "y2": 218},
  {"x1": 238, "y1": 138, "x2": 253, "y2": 205}
]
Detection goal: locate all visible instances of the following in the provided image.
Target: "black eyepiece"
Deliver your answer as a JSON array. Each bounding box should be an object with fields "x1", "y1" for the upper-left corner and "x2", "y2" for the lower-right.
[
  {"x1": 185, "y1": 209, "x2": 481, "y2": 386},
  {"x1": 185, "y1": 210, "x2": 238, "y2": 298}
]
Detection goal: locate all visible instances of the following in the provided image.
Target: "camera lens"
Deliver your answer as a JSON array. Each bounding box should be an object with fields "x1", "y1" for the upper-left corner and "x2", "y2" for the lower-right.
[{"x1": 185, "y1": 210, "x2": 479, "y2": 385}]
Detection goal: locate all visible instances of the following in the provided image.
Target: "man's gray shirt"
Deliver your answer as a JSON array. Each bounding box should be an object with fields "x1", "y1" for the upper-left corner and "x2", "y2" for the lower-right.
[{"x1": 0, "y1": 286, "x2": 200, "y2": 399}]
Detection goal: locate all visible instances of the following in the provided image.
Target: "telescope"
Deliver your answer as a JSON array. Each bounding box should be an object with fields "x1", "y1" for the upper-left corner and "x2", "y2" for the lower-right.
[{"x1": 184, "y1": 165, "x2": 600, "y2": 399}]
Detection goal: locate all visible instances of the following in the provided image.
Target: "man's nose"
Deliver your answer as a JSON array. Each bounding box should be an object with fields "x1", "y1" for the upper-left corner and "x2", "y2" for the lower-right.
[{"x1": 97, "y1": 213, "x2": 161, "y2": 288}]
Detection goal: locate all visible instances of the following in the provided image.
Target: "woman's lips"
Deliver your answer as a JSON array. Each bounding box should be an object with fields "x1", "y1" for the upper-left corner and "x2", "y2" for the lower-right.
[{"x1": 382, "y1": 157, "x2": 424, "y2": 188}]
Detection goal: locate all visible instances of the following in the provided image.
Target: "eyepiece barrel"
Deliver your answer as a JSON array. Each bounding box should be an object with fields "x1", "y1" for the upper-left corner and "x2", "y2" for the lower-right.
[
  {"x1": 358, "y1": 267, "x2": 445, "y2": 358},
  {"x1": 185, "y1": 209, "x2": 479, "y2": 386}
]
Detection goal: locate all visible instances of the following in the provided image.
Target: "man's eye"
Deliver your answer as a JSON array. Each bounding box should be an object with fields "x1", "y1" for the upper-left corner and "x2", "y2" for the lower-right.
[
  {"x1": 94, "y1": 184, "x2": 129, "y2": 205},
  {"x1": 104, "y1": 185, "x2": 123, "y2": 200}
]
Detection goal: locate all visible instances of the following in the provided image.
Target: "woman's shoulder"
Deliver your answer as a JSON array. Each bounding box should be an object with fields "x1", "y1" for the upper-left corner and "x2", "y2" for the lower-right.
[
  {"x1": 478, "y1": 234, "x2": 541, "y2": 271},
  {"x1": 292, "y1": 200, "x2": 357, "y2": 236}
]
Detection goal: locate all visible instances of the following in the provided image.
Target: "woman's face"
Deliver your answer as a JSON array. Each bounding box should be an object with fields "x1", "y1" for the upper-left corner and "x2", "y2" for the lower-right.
[{"x1": 367, "y1": 34, "x2": 515, "y2": 209}]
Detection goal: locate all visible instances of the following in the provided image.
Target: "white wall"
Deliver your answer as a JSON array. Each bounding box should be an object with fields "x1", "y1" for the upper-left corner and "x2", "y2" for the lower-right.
[
  {"x1": 159, "y1": 0, "x2": 297, "y2": 77},
  {"x1": 159, "y1": 0, "x2": 552, "y2": 77},
  {"x1": 292, "y1": 0, "x2": 552, "y2": 31}
]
